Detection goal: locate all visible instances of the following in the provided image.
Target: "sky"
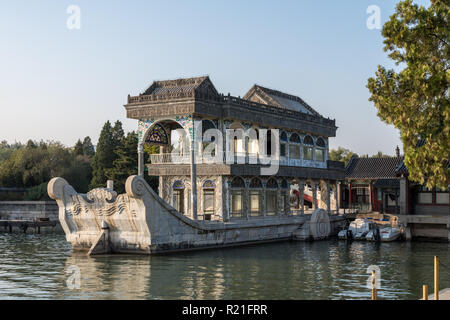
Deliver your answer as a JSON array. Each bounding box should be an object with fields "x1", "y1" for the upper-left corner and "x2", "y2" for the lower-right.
[{"x1": 0, "y1": 0, "x2": 431, "y2": 156}]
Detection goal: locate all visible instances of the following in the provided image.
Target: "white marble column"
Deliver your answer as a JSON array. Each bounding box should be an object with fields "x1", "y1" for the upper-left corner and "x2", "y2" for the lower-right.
[
  {"x1": 190, "y1": 140, "x2": 198, "y2": 220},
  {"x1": 299, "y1": 180, "x2": 305, "y2": 215},
  {"x1": 137, "y1": 143, "x2": 144, "y2": 176}
]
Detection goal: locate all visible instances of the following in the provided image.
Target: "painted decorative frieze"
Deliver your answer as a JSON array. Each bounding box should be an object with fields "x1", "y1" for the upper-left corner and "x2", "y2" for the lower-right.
[{"x1": 138, "y1": 118, "x2": 155, "y2": 144}]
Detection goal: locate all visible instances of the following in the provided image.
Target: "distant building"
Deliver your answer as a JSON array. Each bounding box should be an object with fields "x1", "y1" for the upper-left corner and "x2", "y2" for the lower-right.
[
  {"x1": 340, "y1": 148, "x2": 449, "y2": 241},
  {"x1": 342, "y1": 155, "x2": 404, "y2": 214}
]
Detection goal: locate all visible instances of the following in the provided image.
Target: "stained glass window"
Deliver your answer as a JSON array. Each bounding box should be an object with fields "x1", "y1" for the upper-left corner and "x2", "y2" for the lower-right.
[
  {"x1": 231, "y1": 177, "x2": 245, "y2": 188},
  {"x1": 266, "y1": 178, "x2": 278, "y2": 189},
  {"x1": 173, "y1": 180, "x2": 185, "y2": 190},
  {"x1": 289, "y1": 133, "x2": 301, "y2": 143},
  {"x1": 202, "y1": 180, "x2": 216, "y2": 189},
  {"x1": 316, "y1": 137, "x2": 326, "y2": 147},
  {"x1": 145, "y1": 124, "x2": 168, "y2": 145},
  {"x1": 249, "y1": 178, "x2": 263, "y2": 189},
  {"x1": 304, "y1": 135, "x2": 314, "y2": 145}
]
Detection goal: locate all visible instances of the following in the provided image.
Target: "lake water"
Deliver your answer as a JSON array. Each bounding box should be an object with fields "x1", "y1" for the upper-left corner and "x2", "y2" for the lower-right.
[{"x1": 0, "y1": 233, "x2": 449, "y2": 300}]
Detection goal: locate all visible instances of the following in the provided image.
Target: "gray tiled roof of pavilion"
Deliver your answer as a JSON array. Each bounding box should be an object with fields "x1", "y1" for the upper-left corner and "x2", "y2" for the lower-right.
[
  {"x1": 142, "y1": 76, "x2": 218, "y2": 96},
  {"x1": 125, "y1": 76, "x2": 337, "y2": 136},
  {"x1": 243, "y1": 84, "x2": 322, "y2": 117},
  {"x1": 346, "y1": 157, "x2": 404, "y2": 180}
]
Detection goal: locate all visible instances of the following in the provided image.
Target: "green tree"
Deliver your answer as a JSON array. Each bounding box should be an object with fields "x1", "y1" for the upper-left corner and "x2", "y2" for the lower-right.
[
  {"x1": 90, "y1": 121, "x2": 114, "y2": 189},
  {"x1": 82, "y1": 136, "x2": 95, "y2": 158},
  {"x1": 371, "y1": 151, "x2": 391, "y2": 158},
  {"x1": 106, "y1": 132, "x2": 138, "y2": 193},
  {"x1": 0, "y1": 140, "x2": 22, "y2": 162},
  {"x1": 329, "y1": 147, "x2": 358, "y2": 166},
  {"x1": 367, "y1": 0, "x2": 449, "y2": 189},
  {"x1": 0, "y1": 141, "x2": 91, "y2": 193},
  {"x1": 112, "y1": 120, "x2": 125, "y2": 148},
  {"x1": 73, "y1": 139, "x2": 84, "y2": 156},
  {"x1": 90, "y1": 121, "x2": 125, "y2": 189}
]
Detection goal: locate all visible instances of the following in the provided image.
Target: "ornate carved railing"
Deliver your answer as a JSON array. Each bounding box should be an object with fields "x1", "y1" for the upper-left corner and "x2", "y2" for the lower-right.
[
  {"x1": 148, "y1": 152, "x2": 329, "y2": 167},
  {"x1": 126, "y1": 92, "x2": 336, "y2": 128},
  {"x1": 150, "y1": 153, "x2": 190, "y2": 164}
]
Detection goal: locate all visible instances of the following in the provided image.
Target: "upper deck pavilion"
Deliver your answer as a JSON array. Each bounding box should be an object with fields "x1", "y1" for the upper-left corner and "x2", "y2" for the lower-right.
[{"x1": 124, "y1": 76, "x2": 337, "y2": 138}]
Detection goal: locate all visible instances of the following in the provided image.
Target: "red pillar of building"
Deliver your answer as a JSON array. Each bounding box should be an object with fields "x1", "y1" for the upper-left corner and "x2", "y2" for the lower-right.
[{"x1": 348, "y1": 183, "x2": 352, "y2": 207}]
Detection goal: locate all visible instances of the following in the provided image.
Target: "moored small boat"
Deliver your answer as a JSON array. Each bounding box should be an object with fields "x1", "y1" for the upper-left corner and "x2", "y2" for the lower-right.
[
  {"x1": 338, "y1": 218, "x2": 375, "y2": 240},
  {"x1": 366, "y1": 226, "x2": 402, "y2": 242},
  {"x1": 379, "y1": 226, "x2": 402, "y2": 242}
]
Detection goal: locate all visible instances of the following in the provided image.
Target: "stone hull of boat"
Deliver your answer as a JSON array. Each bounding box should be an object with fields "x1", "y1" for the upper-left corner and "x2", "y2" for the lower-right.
[{"x1": 48, "y1": 175, "x2": 345, "y2": 255}]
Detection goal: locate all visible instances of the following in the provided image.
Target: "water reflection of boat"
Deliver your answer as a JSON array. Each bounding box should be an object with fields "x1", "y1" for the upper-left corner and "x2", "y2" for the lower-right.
[{"x1": 338, "y1": 218, "x2": 376, "y2": 240}]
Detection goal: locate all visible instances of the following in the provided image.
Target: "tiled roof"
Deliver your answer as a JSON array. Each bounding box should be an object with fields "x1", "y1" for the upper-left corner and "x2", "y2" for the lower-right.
[
  {"x1": 346, "y1": 157, "x2": 404, "y2": 179},
  {"x1": 142, "y1": 76, "x2": 218, "y2": 96},
  {"x1": 243, "y1": 85, "x2": 321, "y2": 116}
]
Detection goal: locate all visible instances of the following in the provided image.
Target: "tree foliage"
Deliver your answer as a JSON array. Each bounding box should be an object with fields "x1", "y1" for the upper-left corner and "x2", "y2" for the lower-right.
[
  {"x1": 0, "y1": 119, "x2": 160, "y2": 199},
  {"x1": 0, "y1": 140, "x2": 23, "y2": 162},
  {"x1": 106, "y1": 131, "x2": 138, "y2": 194},
  {"x1": 329, "y1": 147, "x2": 359, "y2": 166},
  {"x1": 0, "y1": 141, "x2": 92, "y2": 197},
  {"x1": 367, "y1": 0, "x2": 449, "y2": 189},
  {"x1": 74, "y1": 139, "x2": 84, "y2": 156},
  {"x1": 90, "y1": 121, "x2": 125, "y2": 189},
  {"x1": 82, "y1": 136, "x2": 95, "y2": 158}
]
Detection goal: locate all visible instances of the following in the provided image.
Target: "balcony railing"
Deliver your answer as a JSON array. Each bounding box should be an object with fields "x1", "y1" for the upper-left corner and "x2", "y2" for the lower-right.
[
  {"x1": 147, "y1": 153, "x2": 340, "y2": 169},
  {"x1": 150, "y1": 153, "x2": 190, "y2": 164}
]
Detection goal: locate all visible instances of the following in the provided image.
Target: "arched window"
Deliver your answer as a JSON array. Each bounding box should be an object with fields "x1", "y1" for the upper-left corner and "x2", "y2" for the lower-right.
[
  {"x1": 229, "y1": 122, "x2": 245, "y2": 155},
  {"x1": 249, "y1": 178, "x2": 263, "y2": 217},
  {"x1": 231, "y1": 176, "x2": 245, "y2": 188},
  {"x1": 172, "y1": 180, "x2": 185, "y2": 214},
  {"x1": 202, "y1": 180, "x2": 215, "y2": 219},
  {"x1": 265, "y1": 129, "x2": 274, "y2": 156},
  {"x1": 315, "y1": 137, "x2": 326, "y2": 162},
  {"x1": 289, "y1": 133, "x2": 301, "y2": 160},
  {"x1": 145, "y1": 123, "x2": 169, "y2": 145},
  {"x1": 230, "y1": 177, "x2": 245, "y2": 218},
  {"x1": 303, "y1": 135, "x2": 314, "y2": 161},
  {"x1": 316, "y1": 137, "x2": 326, "y2": 148},
  {"x1": 266, "y1": 178, "x2": 278, "y2": 216},
  {"x1": 266, "y1": 178, "x2": 279, "y2": 189},
  {"x1": 247, "y1": 128, "x2": 259, "y2": 156},
  {"x1": 280, "y1": 132, "x2": 288, "y2": 157},
  {"x1": 201, "y1": 120, "x2": 217, "y2": 157},
  {"x1": 203, "y1": 180, "x2": 216, "y2": 189}
]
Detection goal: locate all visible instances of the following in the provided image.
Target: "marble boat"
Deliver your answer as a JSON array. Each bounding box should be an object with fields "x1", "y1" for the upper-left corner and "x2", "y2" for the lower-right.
[{"x1": 48, "y1": 176, "x2": 346, "y2": 255}]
